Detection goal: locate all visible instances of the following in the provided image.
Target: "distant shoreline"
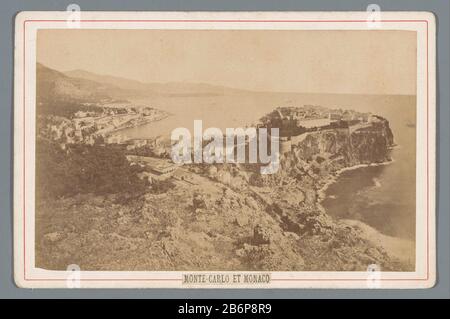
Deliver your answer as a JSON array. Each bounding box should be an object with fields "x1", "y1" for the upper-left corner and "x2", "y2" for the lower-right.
[{"x1": 108, "y1": 113, "x2": 171, "y2": 137}]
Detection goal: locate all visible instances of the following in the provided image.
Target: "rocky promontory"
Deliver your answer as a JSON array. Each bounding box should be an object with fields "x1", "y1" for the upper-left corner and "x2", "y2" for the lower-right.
[{"x1": 36, "y1": 106, "x2": 412, "y2": 272}]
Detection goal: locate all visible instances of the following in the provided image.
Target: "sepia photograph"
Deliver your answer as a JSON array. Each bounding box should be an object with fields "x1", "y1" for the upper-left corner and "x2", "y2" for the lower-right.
[{"x1": 13, "y1": 11, "x2": 436, "y2": 288}]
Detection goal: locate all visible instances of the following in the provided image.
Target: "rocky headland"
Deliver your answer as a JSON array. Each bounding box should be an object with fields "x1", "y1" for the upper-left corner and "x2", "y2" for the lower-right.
[{"x1": 36, "y1": 104, "x2": 413, "y2": 272}]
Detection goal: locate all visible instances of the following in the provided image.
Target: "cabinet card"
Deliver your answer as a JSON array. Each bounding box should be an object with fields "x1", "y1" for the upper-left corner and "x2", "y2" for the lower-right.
[{"x1": 14, "y1": 11, "x2": 436, "y2": 288}]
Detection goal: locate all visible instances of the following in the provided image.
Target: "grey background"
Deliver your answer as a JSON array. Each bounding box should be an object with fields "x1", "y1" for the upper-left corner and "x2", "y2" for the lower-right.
[{"x1": 0, "y1": 0, "x2": 448, "y2": 299}]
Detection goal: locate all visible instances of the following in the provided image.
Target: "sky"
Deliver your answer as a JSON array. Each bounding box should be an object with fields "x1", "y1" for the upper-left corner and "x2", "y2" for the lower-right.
[{"x1": 37, "y1": 29, "x2": 417, "y2": 96}]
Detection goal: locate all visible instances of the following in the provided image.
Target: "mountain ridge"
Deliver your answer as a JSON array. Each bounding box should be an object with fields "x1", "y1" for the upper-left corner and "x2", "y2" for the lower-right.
[
  {"x1": 39, "y1": 62, "x2": 416, "y2": 100},
  {"x1": 36, "y1": 63, "x2": 134, "y2": 103},
  {"x1": 64, "y1": 68, "x2": 252, "y2": 97}
]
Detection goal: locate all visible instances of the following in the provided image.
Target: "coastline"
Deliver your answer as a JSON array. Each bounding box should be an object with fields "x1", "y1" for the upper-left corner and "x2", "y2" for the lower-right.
[
  {"x1": 316, "y1": 154, "x2": 415, "y2": 268},
  {"x1": 317, "y1": 157, "x2": 396, "y2": 203},
  {"x1": 342, "y1": 219, "x2": 415, "y2": 267},
  {"x1": 106, "y1": 113, "x2": 171, "y2": 137}
]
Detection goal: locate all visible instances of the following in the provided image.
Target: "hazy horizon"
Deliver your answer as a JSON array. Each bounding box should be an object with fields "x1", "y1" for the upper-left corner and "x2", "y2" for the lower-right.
[
  {"x1": 37, "y1": 29, "x2": 417, "y2": 96},
  {"x1": 37, "y1": 61, "x2": 416, "y2": 98}
]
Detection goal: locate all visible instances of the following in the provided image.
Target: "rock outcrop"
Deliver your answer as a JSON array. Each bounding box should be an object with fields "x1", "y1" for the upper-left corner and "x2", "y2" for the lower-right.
[{"x1": 35, "y1": 113, "x2": 411, "y2": 272}]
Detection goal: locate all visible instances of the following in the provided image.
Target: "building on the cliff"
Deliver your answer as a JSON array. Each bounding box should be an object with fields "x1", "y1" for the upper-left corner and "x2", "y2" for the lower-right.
[
  {"x1": 137, "y1": 171, "x2": 163, "y2": 184},
  {"x1": 341, "y1": 111, "x2": 355, "y2": 121},
  {"x1": 124, "y1": 138, "x2": 149, "y2": 150},
  {"x1": 106, "y1": 133, "x2": 129, "y2": 144},
  {"x1": 328, "y1": 112, "x2": 342, "y2": 122},
  {"x1": 74, "y1": 111, "x2": 88, "y2": 118},
  {"x1": 127, "y1": 155, "x2": 180, "y2": 175},
  {"x1": 368, "y1": 114, "x2": 381, "y2": 123},
  {"x1": 298, "y1": 117, "x2": 331, "y2": 129},
  {"x1": 358, "y1": 113, "x2": 370, "y2": 123}
]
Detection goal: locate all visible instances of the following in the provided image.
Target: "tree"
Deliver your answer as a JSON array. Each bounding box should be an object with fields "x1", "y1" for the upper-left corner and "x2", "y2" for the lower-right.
[{"x1": 36, "y1": 139, "x2": 148, "y2": 200}]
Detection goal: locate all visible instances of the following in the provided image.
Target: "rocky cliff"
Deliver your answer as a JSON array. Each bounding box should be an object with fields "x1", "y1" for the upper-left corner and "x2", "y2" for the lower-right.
[
  {"x1": 36, "y1": 114, "x2": 411, "y2": 272},
  {"x1": 291, "y1": 117, "x2": 394, "y2": 168}
]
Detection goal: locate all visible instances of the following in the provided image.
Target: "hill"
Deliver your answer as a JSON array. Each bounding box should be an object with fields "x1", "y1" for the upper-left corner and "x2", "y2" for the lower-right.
[
  {"x1": 37, "y1": 63, "x2": 127, "y2": 103},
  {"x1": 64, "y1": 69, "x2": 252, "y2": 97}
]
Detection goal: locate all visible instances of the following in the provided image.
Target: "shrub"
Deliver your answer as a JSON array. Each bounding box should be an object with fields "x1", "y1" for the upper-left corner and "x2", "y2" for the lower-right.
[
  {"x1": 150, "y1": 179, "x2": 175, "y2": 194},
  {"x1": 36, "y1": 139, "x2": 148, "y2": 200}
]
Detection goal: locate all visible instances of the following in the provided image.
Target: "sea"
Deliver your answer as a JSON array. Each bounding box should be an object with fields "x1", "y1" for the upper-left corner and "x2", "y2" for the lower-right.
[{"x1": 120, "y1": 92, "x2": 416, "y2": 242}]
